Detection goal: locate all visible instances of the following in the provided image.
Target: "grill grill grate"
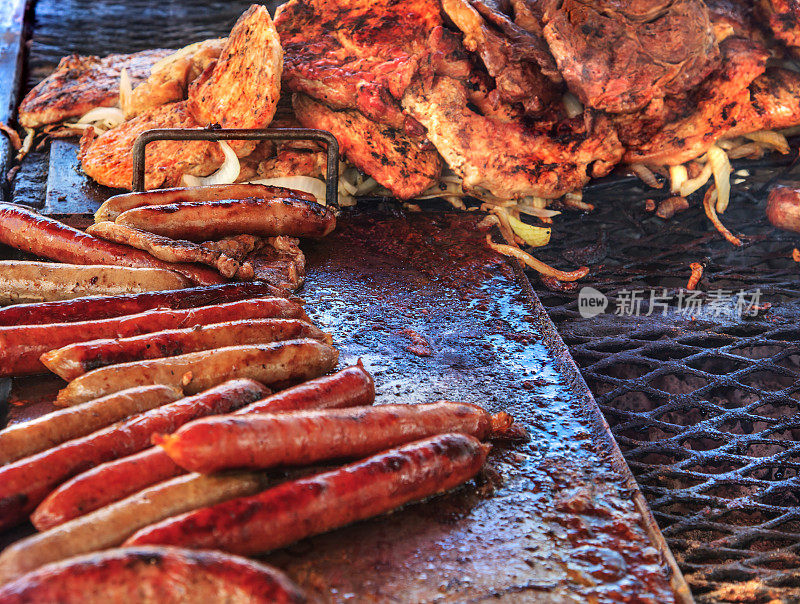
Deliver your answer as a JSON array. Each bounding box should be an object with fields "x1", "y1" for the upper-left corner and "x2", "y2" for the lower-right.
[{"x1": 531, "y1": 158, "x2": 800, "y2": 602}]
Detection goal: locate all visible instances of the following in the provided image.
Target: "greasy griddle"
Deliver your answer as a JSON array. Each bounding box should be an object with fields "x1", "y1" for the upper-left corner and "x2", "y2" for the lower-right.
[{"x1": 0, "y1": 206, "x2": 689, "y2": 602}]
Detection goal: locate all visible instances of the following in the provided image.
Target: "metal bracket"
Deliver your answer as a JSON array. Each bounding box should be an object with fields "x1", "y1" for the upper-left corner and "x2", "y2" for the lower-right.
[{"x1": 131, "y1": 127, "x2": 340, "y2": 208}]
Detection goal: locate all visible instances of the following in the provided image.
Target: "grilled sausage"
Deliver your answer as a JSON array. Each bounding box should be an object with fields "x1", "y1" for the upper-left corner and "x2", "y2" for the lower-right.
[
  {"x1": 0, "y1": 203, "x2": 225, "y2": 285},
  {"x1": 156, "y1": 401, "x2": 504, "y2": 474},
  {"x1": 41, "y1": 318, "x2": 331, "y2": 381},
  {"x1": 0, "y1": 546, "x2": 306, "y2": 602},
  {"x1": 33, "y1": 363, "x2": 374, "y2": 530},
  {"x1": 55, "y1": 339, "x2": 339, "y2": 406},
  {"x1": 0, "y1": 385, "x2": 182, "y2": 466},
  {"x1": 0, "y1": 261, "x2": 190, "y2": 304},
  {"x1": 767, "y1": 186, "x2": 800, "y2": 233},
  {"x1": 95, "y1": 183, "x2": 316, "y2": 222},
  {"x1": 114, "y1": 197, "x2": 336, "y2": 241},
  {"x1": 0, "y1": 379, "x2": 268, "y2": 531},
  {"x1": 1, "y1": 473, "x2": 273, "y2": 583},
  {"x1": 1, "y1": 297, "x2": 306, "y2": 378},
  {"x1": 125, "y1": 434, "x2": 489, "y2": 554},
  {"x1": 0, "y1": 281, "x2": 289, "y2": 327}
]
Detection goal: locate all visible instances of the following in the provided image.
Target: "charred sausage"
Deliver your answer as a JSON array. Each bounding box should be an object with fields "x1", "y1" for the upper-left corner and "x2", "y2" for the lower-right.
[
  {"x1": 33, "y1": 363, "x2": 374, "y2": 529},
  {"x1": 0, "y1": 546, "x2": 306, "y2": 602},
  {"x1": 55, "y1": 339, "x2": 339, "y2": 406},
  {"x1": 2, "y1": 473, "x2": 273, "y2": 583},
  {"x1": 0, "y1": 261, "x2": 190, "y2": 304},
  {"x1": 1, "y1": 297, "x2": 306, "y2": 378},
  {"x1": 114, "y1": 197, "x2": 336, "y2": 241},
  {"x1": 0, "y1": 385, "x2": 182, "y2": 466},
  {"x1": 124, "y1": 434, "x2": 489, "y2": 554},
  {"x1": 41, "y1": 318, "x2": 330, "y2": 381},
  {"x1": 0, "y1": 379, "x2": 268, "y2": 531},
  {"x1": 0, "y1": 203, "x2": 224, "y2": 285},
  {"x1": 767, "y1": 186, "x2": 800, "y2": 233},
  {"x1": 155, "y1": 401, "x2": 508, "y2": 474},
  {"x1": 95, "y1": 183, "x2": 316, "y2": 221},
  {"x1": 0, "y1": 281, "x2": 289, "y2": 327}
]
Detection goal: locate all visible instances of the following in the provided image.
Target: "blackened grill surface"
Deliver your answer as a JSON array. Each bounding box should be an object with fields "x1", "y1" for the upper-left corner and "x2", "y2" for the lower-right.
[{"x1": 531, "y1": 157, "x2": 800, "y2": 603}]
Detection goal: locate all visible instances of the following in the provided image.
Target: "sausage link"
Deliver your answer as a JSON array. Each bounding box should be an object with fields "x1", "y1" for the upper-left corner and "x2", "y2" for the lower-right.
[
  {"x1": 0, "y1": 385, "x2": 182, "y2": 466},
  {"x1": 115, "y1": 197, "x2": 336, "y2": 241},
  {"x1": 95, "y1": 183, "x2": 315, "y2": 221},
  {"x1": 1, "y1": 297, "x2": 306, "y2": 378},
  {"x1": 55, "y1": 339, "x2": 338, "y2": 406},
  {"x1": 0, "y1": 282, "x2": 289, "y2": 327},
  {"x1": 125, "y1": 433, "x2": 489, "y2": 554},
  {"x1": 2, "y1": 472, "x2": 273, "y2": 583},
  {"x1": 41, "y1": 318, "x2": 330, "y2": 381},
  {"x1": 0, "y1": 546, "x2": 306, "y2": 602},
  {"x1": 0, "y1": 379, "x2": 268, "y2": 531},
  {"x1": 156, "y1": 401, "x2": 493, "y2": 474},
  {"x1": 33, "y1": 363, "x2": 374, "y2": 529},
  {"x1": 0, "y1": 203, "x2": 224, "y2": 285}
]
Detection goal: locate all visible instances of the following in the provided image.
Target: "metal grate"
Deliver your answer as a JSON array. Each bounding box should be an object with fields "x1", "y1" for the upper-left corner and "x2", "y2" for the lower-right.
[{"x1": 530, "y1": 157, "x2": 800, "y2": 603}]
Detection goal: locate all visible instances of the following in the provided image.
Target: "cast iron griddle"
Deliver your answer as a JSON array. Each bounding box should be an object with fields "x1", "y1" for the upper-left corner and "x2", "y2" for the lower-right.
[{"x1": 0, "y1": 208, "x2": 689, "y2": 602}]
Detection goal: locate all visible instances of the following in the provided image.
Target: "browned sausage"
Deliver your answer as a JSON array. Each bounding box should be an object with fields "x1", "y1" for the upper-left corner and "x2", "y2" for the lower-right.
[
  {"x1": 0, "y1": 203, "x2": 224, "y2": 285},
  {"x1": 95, "y1": 183, "x2": 316, "y2": 221},
  {"x1": 0, "y1": 379, "x2": 268, "y2": 531},
  {"x1": 41, "y1": 318, "x2": 331, "y2": 381},
  {"x1": 767, "y1": 186, "x2": 800, "y2": 233},
  {"x1": 125, "y1": 434, "x2": 488, "y2": 554},
  {"x1": 55, "y1": 339, "x2": 339, "y2": 406},
  {"x1": 155, "y1": 401, "x2": 506, "y2": 474},
  {"x1": 0, "y1": 547, "x2": 306, "y2": 602},
  {"x1": 0, "y1": 385, "x2": 182, "y2": 466},
  {"x1": 33, "y1": 363, "x2": 374, "y2": 530},
  {"x1": 1, "y1": 297, "x2": 306, "y2": 378},
  {"x1": 114, "y1": 197, "x2": 336, "y2": 241},
  {"x1": 0, "y1": 281, "x2": 289, "y2": 327},
  {"x1": 2, "y1": 473, "x2": 274, "y2": 583}
]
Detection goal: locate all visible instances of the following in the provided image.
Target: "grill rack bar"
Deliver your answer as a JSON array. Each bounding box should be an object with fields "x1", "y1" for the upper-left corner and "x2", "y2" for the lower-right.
[{"x1": 131, "y1": 127, "x2": 340, "y2": 208}]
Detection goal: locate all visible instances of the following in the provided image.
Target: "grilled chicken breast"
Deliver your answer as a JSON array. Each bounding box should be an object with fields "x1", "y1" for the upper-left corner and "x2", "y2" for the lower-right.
[
  {"x1": 79, "y1": 101, "x2": 223, "y2": 190},
  {"x1": 19, "y1": 49, "x2": 172, "y2": 129},
  {"x1": 759, "y1": 0, "x2": 800, "y2": 50},
  {"x1": 402, "y1": 76, "x2": 623, "y2": 199},
  {"x1": 294, "y1": 93, "x2": 442, "y2": 199}
]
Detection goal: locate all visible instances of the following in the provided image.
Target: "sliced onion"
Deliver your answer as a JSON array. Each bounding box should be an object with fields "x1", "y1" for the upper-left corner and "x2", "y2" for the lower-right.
[
  {"x1": 119, "y1": 68, "x2": 133, "y2": 116},
  {"x1": 706, "y1": 144, "x2": 732, "y2": 214},
  {"x1": 249, "y1": 175, "x2": 327, "y2": 205},
  {"x1": 507, "y1": 214, "x2": 551, "y2": 247},
  {"x1": 183, "y1": 141, "x2": 240, "y2": 187},
  {"x1": 67, "y1": 107, "x2": 125, "y2": 133},
  {"x1": 744, "y1": 130, "x2": 790, "y2": 154},
  {"x1": 562, "y1": 92, "x2": 584, "y2": 118},
  {"x1": 669, "y1": 165, "x2": 688, "y2": 194},
  {"x1": 150, "y1": 39, "x2": 225, "y2": 74},
  {"x1": 678, "y1": 161, "x2": 713, "y2": 197}
]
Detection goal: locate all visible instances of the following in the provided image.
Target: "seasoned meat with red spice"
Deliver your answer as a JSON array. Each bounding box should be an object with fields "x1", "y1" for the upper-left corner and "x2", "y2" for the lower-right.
[
  {"x1": 759, "y1": 0, "x2": 800, "y2": 49},
  {"x1": 19, "y1": 49, "x2": 172, "y2": 128},
  {"x1": 541, "y1": 0, "x2": 719, "y2": 113},
  {"x1": 79, "y1": 101, "x2": 223, "y2": 190},
  {"x1": 275, "y1": 0, "x2": 470, "y2": 133},
  {"x1": 294, "y1": 94, "x2": 441, "y2": 199},
  {"x1": 402, "y1": 76, "x2": 623, "y2": 199}
]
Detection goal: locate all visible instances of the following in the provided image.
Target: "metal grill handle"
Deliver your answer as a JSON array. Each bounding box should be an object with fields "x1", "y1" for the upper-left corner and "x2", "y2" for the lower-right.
[{"x1": 131, "y1": 127, "x2": 340, "y2": 208}]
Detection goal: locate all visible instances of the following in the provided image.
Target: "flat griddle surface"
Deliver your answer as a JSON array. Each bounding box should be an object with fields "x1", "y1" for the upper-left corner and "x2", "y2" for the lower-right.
[{"x1": 0, "y1": 209, "x2": 686, "y2": 602}]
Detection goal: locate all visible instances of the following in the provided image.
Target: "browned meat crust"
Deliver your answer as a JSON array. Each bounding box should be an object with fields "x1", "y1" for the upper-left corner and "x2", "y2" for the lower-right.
[
  {"x1": 402, "y1": 76, "x2": 624, "y2": 199},
  {"x1": 79, "y1": 101, "x2": 223, "y2": 190},
  {"x1": 759, "y1": 0, "x2": 800, "y2": 49},
  {"x1": 541, "y1": 0, "x2": 719, "y2": 113},
  {"x1": 729, "y1": 67, "x2": 800, "y2": 135},
  {"x1": 275, "y1": 0, "x2": 470, "y2": 133},
  {"x1": 19, "y1": 49, "x2": 173, "y2": 129},
  {"x1": 620, "y1": 37, "x2": 769, "y2": 165},
  {"x1": 293, "y1": 93, "x2": 442, "y2": 199}
]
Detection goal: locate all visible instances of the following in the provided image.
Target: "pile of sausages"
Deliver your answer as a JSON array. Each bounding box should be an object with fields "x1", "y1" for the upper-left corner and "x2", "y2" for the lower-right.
[
  {"x1": 0, "y1": 279, "x2": 524, "y2": 599},
  {"x1": 0, "y1": 183, "x2": 335, "y2": 298}
]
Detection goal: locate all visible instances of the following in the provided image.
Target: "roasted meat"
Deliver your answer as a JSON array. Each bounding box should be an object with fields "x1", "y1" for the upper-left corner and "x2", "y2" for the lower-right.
[
  {"x1": 275, "y1": 0, "x2": 470, "y2": 133},
  {"x1": 19, "y1": 49, "x2": 172, "y2": 129},
  {"x1": 402, "y1": 76, "x2": 623, "y2": 199},
  {"x1": 621, "y1": 37, "x2": 769, "y2": 165},
  {"x1": 759, "y1": 0, "x2": 800, "y2": 49},
  {"x1": 79, "y1": 101, "x2": 223, "y2": 190},
  {"x1": 729, "y1": 67, "x2": 800, "y2": 135},
  {"x1": 541, "y1": 0, "x2": 719, "y2": 113},
  {"x1": 706, "y1": 0, "x2": 764, "y2": 42},
  {"x1": 124, "y1": 39, "x2": 226, "y2": 119},
  {"x1": 294, "y1": 94, "x2": 441, "y2": 199},
  {"x1": 441, "y1": 0, "x2": 559, "y2": 114}
]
